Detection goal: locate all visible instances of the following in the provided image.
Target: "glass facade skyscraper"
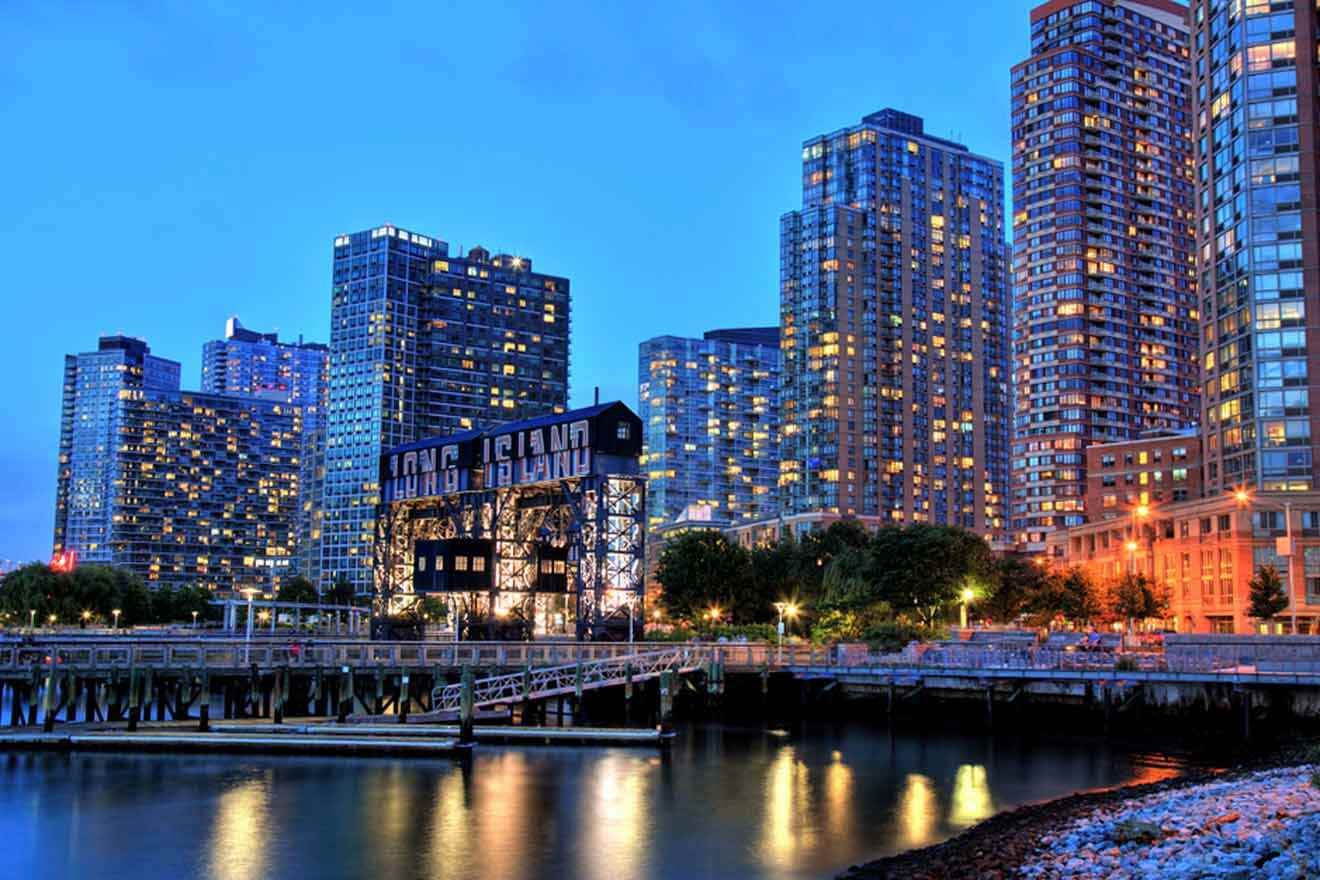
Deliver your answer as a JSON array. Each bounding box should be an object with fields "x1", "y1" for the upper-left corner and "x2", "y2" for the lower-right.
[
  {"x1": 201, "y1": 317, "x2": 329, "y2": 583},
  {"x1": 53, "y1": 336, "x2": 302, "y2": 591},
  {"x1": 779, "y1": 108, "x2": 1010, "y2": 537},
  {"x1": 1192, "y1": 0, "x2": 1319, "y2": 494},
  {"x1": 54, "y1": 336, "x2": 181, "y2": 560},
  {"x1": 638, "y1": 327, "x2": 781, "y2": 530},
  {"x1": 1011, "y1": 0, "x2": 1199, "y2": 551},
  {"x1": 322, "y1": 224, "x2": 571, "y2": 591},
  {"x1": 201, "y1": 317, "x2": 328, "y2": 428}
]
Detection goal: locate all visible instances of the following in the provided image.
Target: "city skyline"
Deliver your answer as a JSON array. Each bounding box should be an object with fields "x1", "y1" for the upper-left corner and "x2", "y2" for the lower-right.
[{"x1": 3, "y1": 1, "x2": 1032, "y2": 563}]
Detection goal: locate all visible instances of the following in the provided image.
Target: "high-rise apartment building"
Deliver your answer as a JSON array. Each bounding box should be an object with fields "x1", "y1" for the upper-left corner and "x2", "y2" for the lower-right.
[
  {"x1": 201, "y1": 317, "x2": 329, "y2": 584},
  {"x1": 322, "y1": 224, "x2": 571, "y2": 591},
  {"x1": 54, "y1": 336, "x2": 181, "y2": 559},
  {"x1": 53, "y1": 336, "x2": 302, "y2": 591},
  {"x1": 779, "y1": 108, "x2": 1010, "y2": 537},
  {"x1": 1192, "y1": 0, "x2": 1319, "y2": 495},
  {"x1": 1010, "y1": 0, "x2": 1199, "y2": 551},
  {"x1": 638, "y1": 327, "x2": 781, "y2": 530},
  {"x1": 201, "y1": 316, "x2": 329, "y2": 428}
]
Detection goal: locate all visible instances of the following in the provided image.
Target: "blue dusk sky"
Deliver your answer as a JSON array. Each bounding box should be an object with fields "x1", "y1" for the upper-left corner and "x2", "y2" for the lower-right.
[{"x1": 1, "y1": 0, "x2": 1034, "y2": 564}]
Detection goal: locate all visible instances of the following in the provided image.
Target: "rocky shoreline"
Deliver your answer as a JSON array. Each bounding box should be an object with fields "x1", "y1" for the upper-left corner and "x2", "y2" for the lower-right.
[{"x1": 838, "y1": 743, "x2": 1318, "y2": 880}]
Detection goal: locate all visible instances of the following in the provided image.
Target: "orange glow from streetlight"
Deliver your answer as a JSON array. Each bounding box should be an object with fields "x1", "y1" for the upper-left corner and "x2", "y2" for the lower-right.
[{"x1": 1125, "y1": 541, "x2": 1138, "y2": 553}]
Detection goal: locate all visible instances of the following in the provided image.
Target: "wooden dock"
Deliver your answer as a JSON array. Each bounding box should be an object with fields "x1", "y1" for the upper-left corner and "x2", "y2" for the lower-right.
[{"x1": 0, "y1": 729, "x2": 466, "y2": 757}]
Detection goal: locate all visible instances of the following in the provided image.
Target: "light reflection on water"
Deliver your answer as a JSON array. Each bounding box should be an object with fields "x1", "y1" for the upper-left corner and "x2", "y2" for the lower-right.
[
  {"x1": 0, "y1": 725, "x2": 1185, "y2": 880},
  {"x1": 206, "y1": 775, "x2": 271, "y2": 880}
]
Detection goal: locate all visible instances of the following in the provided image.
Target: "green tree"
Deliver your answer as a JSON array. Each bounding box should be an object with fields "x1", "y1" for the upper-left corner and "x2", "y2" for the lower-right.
[
  {"x1": 415, "y1": 595, "x2": 449, "y2": 621},
  {"x1": 984, "y1": 556, "x2": 1057, "y2": 624},
  {"x1": 1248, "y1": 564, "x2": 1290, "y2": 624},
  {"x1": 1109, "y1": 572, "x2": 1170, "y2": 631},
  {"x1": 1053, "y1": 566, "x2": 1102, "y2": 626},
  {"x1": 327, "y1": 576, "x2": 358, "y2": 607},
  {"x1": 873, "y1": 524, "x2": 998, "y2": 627},
  {"x1": 279, "y1": 575, "x2": 319, "y2": 605},
  {"x1": 656, "y1": 531, "x2": 758, "y2": 622},
  {"x1": 0, "y1": 563, "x2": 153, "y2": 626},
  {"x1": 149, "y1": 585, "x2": 216, "y2": 624}
]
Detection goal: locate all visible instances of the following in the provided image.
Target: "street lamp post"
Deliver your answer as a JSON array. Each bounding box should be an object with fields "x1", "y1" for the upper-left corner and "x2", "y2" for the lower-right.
[
  {"x1": 960, "y1": 588, "x2": 975, "y2": 631},
  {"x1": 112, "y1": 609, "x2": 121, "y2": 631},
  {"x1": 29, "y1": 609, "x2": 35, "y2": 631},
  {"x1": 773, "y1": 601, "x2": 799, "y2": 664},
  {"x1": 1235, "y1": 489, "x2": 1299, "y2": 634},
  {"x1": 241, "y1": 588, "x2": 258, "y2": 664},
  {"x1": 1129, "y1": 504, "x2": 1150, "y2": 575},
  {"x1": 192, "y1": 610, "x2": 199, "y2": 630}
]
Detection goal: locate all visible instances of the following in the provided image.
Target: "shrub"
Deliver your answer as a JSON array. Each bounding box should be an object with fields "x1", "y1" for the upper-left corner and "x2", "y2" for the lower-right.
[
  {"x1": 1115, "y1": 655, "x2": 1139, "y2": 672},
  {"x1": 860, "y1": 621, "x2": 944, "y2": 653}
]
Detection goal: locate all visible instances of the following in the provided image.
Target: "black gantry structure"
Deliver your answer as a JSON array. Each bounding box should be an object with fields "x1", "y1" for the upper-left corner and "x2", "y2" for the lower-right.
[{"x1": 374, "y1": 401, "x2": 646, "y2": 641}]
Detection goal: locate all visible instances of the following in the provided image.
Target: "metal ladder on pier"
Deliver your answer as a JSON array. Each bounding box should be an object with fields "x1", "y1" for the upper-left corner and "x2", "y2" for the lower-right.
[{"x1": 430, "y1": 648, "x2": 704, "y2": 712}]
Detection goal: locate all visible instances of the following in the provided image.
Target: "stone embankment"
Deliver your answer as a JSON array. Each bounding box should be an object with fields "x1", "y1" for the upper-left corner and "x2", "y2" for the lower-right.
[
  {"x1": 1019, "y1": 766, "x2": 1319, "y2": 880},
  {"x1": 839, "y1": 747, "x2": 1319, "y2": 880}
]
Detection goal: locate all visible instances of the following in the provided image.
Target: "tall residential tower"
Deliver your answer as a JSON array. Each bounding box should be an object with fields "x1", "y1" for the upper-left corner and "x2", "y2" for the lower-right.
[
  {"x1": 1011, "y1": 0, "x2": 1198, "y2": 551},
  {"x1": 779, "y1": 109, "x2": 1010, "y2": 537},
  {"x1": 321, "y1": 225, "x2": 571, "y2": 591},
  {"x1": 1192, "y1": 0, "x2": 1320, "y2": 495},
  {"x1": 53, "y1": 336, "x2": 302, "y2": 591},
  {"x1": 201, "y1": 317, "x2": 329, "y2": 582},
  {"x1": 638, "y1": 327, "x2": 781, "y2": 530}
]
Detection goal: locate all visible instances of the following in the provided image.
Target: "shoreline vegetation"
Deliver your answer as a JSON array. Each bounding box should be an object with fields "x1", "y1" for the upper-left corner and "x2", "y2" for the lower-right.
[{"x1": 838, "y1": 739, "x2": 1319, "y2": 880}]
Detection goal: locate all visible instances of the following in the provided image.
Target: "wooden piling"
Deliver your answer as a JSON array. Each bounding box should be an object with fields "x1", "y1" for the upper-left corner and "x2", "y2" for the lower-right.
[
  {"x1": 658, "y1": 669, "x2": 674, "y2": 736},
  {"x1": 40, "y1": 663, "x2": 56, "y2": 733},
  {"x1": 459, "y1": 665, "x2": 474, "y2": 745},
  {"x1": 273, "y1": 668, "x2": 286, "y2": 725},
  {"x1": 9, "y1": 681, "x2": 23, "y2": 727},
  {"x1": 127, "y1": 666, "x2": 140, "y2": 732},
  {"x1": 28, "y1": 667, "x2": 40, "y2": 726}
]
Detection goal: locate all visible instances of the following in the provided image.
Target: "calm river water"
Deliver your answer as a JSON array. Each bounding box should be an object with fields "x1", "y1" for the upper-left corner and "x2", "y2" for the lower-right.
[{"x1": 0, "y1": 722, "x2": 1192, "y2": 880}]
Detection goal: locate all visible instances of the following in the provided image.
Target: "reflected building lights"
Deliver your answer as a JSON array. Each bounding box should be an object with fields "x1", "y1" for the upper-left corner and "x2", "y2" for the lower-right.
[
  {"x1": 823, "y1": 752, "x2": 854, "y2": 841},
  {"x1": 206, "y1": 776, "x2": 272, "y2": 880},
  {"x1": 476, "y1": 752, "x2": 531, "y2": 880},
  {"x1": 581, "y1": 753, "x2": 650, "y2": 880},
  {"x1": 949, "y1": 764, "x2": 993, "y2": 828},
  {"x1": 759, "y1": 747, "x2": 815, "y2": 870},
  {"x1": 897, "y1": 773, "x2": 938, "y2": 849},
  {"x1": 424, "y1": 770, "x2": 472, "y2": 878}
]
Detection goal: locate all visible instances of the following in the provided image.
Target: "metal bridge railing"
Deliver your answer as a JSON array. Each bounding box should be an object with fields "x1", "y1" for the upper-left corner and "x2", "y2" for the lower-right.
[
  {"x1": 0, "y1": 637, "x2": 841, "y2": 674},
  {"x1": 430, "y1": 648, "x2": 706, "y2": 711}
]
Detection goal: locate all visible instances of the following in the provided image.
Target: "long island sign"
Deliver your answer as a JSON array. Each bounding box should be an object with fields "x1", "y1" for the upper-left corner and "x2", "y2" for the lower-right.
[{"x1": 380, "y1": 401, "x2": 642, "y2": 503}]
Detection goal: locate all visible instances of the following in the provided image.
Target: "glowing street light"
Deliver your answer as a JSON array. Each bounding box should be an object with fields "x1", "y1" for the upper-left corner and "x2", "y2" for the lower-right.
[
  {"x1": 705, "y1": 605, "x2": 722, "y2": 627},
  {"x1": 960, "y1": 588, "x2": 975, "y2": 630},
  {"x1": 773, "y1": 601, "x2": 800, "y2": 661},
  {"x1": 1233, "y1": 487, "x2": 1299, "y2": 634},
  {"x1": 112, "y1": 609, "x2": 121, "y2": 630},
  {"x1": 191, "y1": 610, "x2": 199, "y2": 629}
]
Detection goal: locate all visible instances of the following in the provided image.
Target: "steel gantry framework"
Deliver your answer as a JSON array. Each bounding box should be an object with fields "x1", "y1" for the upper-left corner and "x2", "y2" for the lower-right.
[{"x1": 374, "y1": 472, "x2": 646, "y2": 641}]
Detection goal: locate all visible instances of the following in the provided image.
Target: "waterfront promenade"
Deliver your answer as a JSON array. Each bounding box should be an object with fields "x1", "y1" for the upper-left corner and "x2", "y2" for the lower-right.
[{"x1": 3, "y1": 632, "x2": 1320, "y2": 737}]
